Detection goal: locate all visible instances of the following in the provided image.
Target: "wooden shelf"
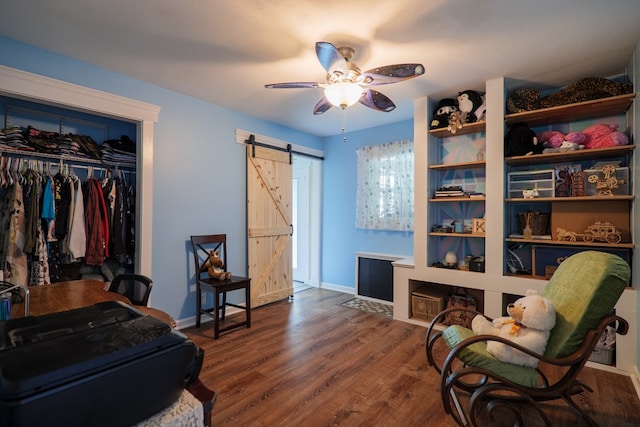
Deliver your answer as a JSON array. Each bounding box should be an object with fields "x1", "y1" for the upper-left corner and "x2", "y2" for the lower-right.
[
  {"x1": 505, "y1": 145, "x2": 634, "y2": 166},
  {"x1": 430, "y1": 196, "x2": 486, "y2": 202},
  {"x1": 504, "y1": 93, "x2": 635, "y2": 126},
  {"x1": 505, "y1": 237, "x2": 634, "y2": 249},
  {"x1": 428, "y1": 121, "x2": 486, "y2": 137},
  {"x1": 429, "y1": 160, "x2": 486, "y2": 170},
  {"x1": 505, "y1": 195, "x2": 634, "y2": 203},
  {"x1": 429, "y1": 232, "x2": 485, "y2": 238}
]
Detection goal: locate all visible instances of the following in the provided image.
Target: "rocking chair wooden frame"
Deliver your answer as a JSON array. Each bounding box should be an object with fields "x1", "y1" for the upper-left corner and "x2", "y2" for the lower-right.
[{"x1": 425, "y1": 251, "x2": 631, "y2": 426}]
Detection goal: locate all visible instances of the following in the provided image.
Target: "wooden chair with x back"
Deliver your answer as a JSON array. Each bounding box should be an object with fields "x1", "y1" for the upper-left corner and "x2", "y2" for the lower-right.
[{"x1": 190, "y1": 234, "x2": 251, "y2": 339}]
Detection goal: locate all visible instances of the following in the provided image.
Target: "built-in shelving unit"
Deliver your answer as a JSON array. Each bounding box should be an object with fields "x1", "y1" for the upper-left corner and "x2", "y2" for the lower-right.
[
  {"x1": 426, "y1": 112, "x2": 486, "y2": 275},
  {"x1": 394, "y1": 54, "x2": 639, "y2": 373}
]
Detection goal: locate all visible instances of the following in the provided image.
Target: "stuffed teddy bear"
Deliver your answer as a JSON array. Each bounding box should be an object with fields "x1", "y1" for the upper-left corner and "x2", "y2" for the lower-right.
[
  {"x1": 200, "y1": 250, "x2": 232, "y2": 280},
  {"x1": 581, "y1": 123, "x2": 629, "y2": 149},
  {"x1": 430, "y1": 98, "x2": 458, "y2": 129},
  {"x1": 471, "y1": 289, "x2": 556, "y2": 368},
  {"x1": 447, "y1": 111, "x2": 464, "y2": 133},
  {"x1": 457, "y1": 90, "x2": 486, "y2": 123}
]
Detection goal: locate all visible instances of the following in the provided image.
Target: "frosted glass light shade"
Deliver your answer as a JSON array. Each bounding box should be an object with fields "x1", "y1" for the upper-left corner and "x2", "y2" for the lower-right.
[{"x1": 324, "y1": 82, "x2": 363, "y2": 108}]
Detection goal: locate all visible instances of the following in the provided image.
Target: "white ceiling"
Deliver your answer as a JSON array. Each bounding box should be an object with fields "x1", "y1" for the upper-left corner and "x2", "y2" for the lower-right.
[{"x1": 1, "y1": 0, "x2": 639, "y2": 137}]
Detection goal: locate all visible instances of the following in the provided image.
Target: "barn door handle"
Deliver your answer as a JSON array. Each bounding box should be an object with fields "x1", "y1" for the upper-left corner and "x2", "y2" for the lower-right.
[{"x1": 290, "y1": 224, "x2": 294, "y2": 236}]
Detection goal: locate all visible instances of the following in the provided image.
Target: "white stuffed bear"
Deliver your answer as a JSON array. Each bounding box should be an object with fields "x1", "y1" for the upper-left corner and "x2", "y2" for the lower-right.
[{"x1": 471, "y1": 289, "x2": 556, "y2": 368}]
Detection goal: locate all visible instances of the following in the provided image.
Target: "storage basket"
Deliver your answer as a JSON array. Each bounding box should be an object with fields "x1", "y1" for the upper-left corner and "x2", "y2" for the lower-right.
[
  {"x1": 411, "y1": 287, "x2": 446, "y2": 321},
  {"x1": 517, "y1": 211, "x2": 550, "y2": 236},
  {"x1": 589, "y1": 347, "x2": 614, "y2": 365}
]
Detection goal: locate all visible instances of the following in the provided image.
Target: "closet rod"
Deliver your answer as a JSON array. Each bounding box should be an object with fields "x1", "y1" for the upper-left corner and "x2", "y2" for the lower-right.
[{"x1": 0, "y1": 149, "x2": 136, "y2": 170}]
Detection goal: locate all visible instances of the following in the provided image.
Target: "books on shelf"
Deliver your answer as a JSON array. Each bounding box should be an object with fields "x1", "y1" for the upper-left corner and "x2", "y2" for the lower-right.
[{"x1": 433, "y1": 186, "x2": 484, "y2": 199}]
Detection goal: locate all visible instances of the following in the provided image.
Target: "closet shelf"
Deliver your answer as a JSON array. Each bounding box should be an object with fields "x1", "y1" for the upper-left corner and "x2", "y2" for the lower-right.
[{"x1": 0, "y1": 147, "x2": 135, "y2": 170}]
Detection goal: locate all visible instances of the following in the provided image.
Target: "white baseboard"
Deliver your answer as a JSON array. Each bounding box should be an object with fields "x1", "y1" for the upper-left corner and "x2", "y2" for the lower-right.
[
  {"x1": 632, "y1": 367, "x2": 640, "y2": 400},
  {"x1": 319, "y1": 282, "x2": 355, "y2": 295},
  {"x1": 174, "y1": 306, "x2": 244, "y2": 330}
]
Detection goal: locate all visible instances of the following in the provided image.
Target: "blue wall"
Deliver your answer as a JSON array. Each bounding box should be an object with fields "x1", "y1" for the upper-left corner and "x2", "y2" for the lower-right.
[
  {"x1": 0, "y1": 36, "x2": 414, "y2": 322},
  {"x1": 320, "y1": 120, "x2": 414, "y2": 289}
]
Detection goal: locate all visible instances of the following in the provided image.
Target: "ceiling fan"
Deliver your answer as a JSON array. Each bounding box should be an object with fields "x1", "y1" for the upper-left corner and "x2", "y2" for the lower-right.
[{"x1": 265, "y1": 42, "x2": 425, "y2": 115}]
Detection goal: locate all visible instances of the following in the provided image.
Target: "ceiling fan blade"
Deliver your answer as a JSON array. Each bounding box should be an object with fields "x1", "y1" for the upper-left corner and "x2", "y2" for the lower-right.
[
  {"x1": 359, "y1": 89, "x2": 396, "y2": 112},
  {"x1": 265, "y1": 82, "x2": 321, "y2": 89},
  {"x1": 316, "y1": 42, "x2": 349, "y2": 76},
  {"x1": 361, "y1": 64, "x2": 425, "y2": 86},
  {"x1": 313, "y1": 96, "x2": 333, "y2": 115}
]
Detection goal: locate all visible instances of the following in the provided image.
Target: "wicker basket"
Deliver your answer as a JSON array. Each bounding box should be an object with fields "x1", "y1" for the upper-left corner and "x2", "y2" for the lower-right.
[
  {"x1": 517, "y1": 211, "x2": 550, "y2": 236},
  {"x1": 589, "y1": 347, "x2": 614, "y2": 365},
  {"x1": 411, "y1": 287, "x2": 446, "y2": 321}
]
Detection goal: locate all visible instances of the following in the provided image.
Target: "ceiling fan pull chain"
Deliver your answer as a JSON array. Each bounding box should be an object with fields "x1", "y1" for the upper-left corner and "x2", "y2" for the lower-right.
[{"x1": 342, "y1": 108, "x2": 347, "y2": 143}]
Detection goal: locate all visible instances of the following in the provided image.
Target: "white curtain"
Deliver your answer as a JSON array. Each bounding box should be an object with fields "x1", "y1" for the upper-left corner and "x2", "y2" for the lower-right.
[{"x1": 356, "y1": 139, "x2": 414, "y2": 231}]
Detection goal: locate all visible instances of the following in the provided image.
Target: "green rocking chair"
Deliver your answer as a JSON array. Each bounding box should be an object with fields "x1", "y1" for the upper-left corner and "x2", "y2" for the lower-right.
[{"x1": 425, "y1": 250, "x2": 631, "y2": 426}]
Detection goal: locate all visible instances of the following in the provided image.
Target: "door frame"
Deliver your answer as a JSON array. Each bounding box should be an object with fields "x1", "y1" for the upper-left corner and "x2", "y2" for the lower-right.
[{"x1": 292, "y1": 154, "x2": 322, "y2": 287}]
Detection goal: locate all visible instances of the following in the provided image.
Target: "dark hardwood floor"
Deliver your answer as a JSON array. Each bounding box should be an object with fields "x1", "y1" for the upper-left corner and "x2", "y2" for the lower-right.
[{"x1": 182, "y1": 288, "x2": 640, "y2": 427}]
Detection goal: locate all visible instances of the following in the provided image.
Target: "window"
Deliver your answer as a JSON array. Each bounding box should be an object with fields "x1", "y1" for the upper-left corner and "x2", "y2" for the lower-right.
[{"x1": 356, "y1": 139, "x2": 414, "y2": 231}]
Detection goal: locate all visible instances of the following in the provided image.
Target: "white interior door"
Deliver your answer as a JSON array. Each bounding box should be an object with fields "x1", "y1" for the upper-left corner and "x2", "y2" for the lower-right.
[
  {"x1": 292, "y1": 154, "x2": 322, "y2": 288},
  {"x1": 293, "y1": 159, "x2": 311, "y2": 284}
]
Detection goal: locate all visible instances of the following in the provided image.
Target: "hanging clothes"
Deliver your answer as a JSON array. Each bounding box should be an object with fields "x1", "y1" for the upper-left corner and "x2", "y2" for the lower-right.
[
  {"x1": 27, "y1": 174, "x2": 50, "y2": 286},
  {"x1": 84, "y1": 178, "x2": 106, "y2": 266},
  {"x1": 2, "y1": 181, "x2": 29, "y2": 286},
  {"x1": 0, "y1": 157, "x2": 135, "y2": 283},
  {"x1": 66, "y1": 176, "x2": 87, "y2": 261}
]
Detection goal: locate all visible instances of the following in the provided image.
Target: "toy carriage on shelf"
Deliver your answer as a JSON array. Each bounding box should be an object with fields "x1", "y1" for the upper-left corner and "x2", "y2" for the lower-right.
[{"x1": 556, "y1": 221, "x2": 622, "y2": 244}]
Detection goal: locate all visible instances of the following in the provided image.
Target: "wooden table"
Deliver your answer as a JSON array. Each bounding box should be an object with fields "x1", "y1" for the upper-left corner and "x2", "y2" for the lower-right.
[{"x1": 10, "y1": 279, "x2": 176, "y2": 327}]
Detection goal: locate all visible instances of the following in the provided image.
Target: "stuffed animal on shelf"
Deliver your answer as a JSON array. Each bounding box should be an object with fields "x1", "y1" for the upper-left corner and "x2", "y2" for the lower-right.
[
  {"x1": 505, "y1": 122, "x2": 543, "y2": 157},
  {"x1": 537, "y1": 130, "x2": 586, "y2": 150},
  {"x1": 447, "y1": 111, "x2": 464, "y2": 133},
  {"x1": 457, "y1": 90, "x2": 486, "y2": 123},
  {"x1": 471, "y1": 289, "x2": 556, "y2": 368},
  {"x1": 581, "y1": 123, "x2": 629, "y2": 149},
  {"x1": 506, "y1": 77, "x2": 633, "y2": 113},
  {"x1": 430, "y1": 98, "x2": 458, "y2": 129},
  {"x1": 200, "y1": 250, "x2": 232, "y2": 280}
]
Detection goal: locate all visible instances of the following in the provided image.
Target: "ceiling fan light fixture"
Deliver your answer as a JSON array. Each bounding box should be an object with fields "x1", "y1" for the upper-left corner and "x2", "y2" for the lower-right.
[{"x1": 324, "y1": 82, "x2": 363, "y2": 109}]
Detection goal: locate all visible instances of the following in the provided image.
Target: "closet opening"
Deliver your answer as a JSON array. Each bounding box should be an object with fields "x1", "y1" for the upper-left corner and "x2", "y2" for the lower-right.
[{"x1": 0, "y1": 96, "x2": 139, "y2": 286}]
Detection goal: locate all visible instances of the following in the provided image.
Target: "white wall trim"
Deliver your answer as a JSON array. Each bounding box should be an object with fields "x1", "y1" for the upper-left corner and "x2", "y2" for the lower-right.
[
  {"x1": 0, "y1": 65, "x2": 159, "y2": 123},
  {"x1": 320, "y1": 282, "x2": 355, "y2": 295},
  {"x1": 632, "y1": 366, "x2": 640, "y2": 400},
  {"x1": 235, "y1": 129, "x2": 324, "y2": 159},
  {"x1": 0, "y1": 65, "x2": 160, "y2": 277}
]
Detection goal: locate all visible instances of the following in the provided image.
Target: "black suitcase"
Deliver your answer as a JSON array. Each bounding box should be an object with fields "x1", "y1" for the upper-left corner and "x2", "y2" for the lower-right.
[{"x1": 0, "y1": 301, "x2": 203, "y2": 427}]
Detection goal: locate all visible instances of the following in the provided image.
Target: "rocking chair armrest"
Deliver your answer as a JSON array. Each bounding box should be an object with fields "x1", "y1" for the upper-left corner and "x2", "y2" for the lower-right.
[
  {"x1": 426, "y1": 307, "x2": 486, "y2": 335},
  {"x1": 444, "y1": 314, "x2": 630, "y2": 373},
  {"x1": 445, "y1": 333, "x2": 548, "y2": 367},
  {"x1": 425, "y1": 308, "x2": 486, "y2": 372}
]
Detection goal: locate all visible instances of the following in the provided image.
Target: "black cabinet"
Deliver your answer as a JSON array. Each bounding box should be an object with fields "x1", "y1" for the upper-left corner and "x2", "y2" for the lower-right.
[{"x1": 357, "y1": 257, "x2": 394, "y2": 302}]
